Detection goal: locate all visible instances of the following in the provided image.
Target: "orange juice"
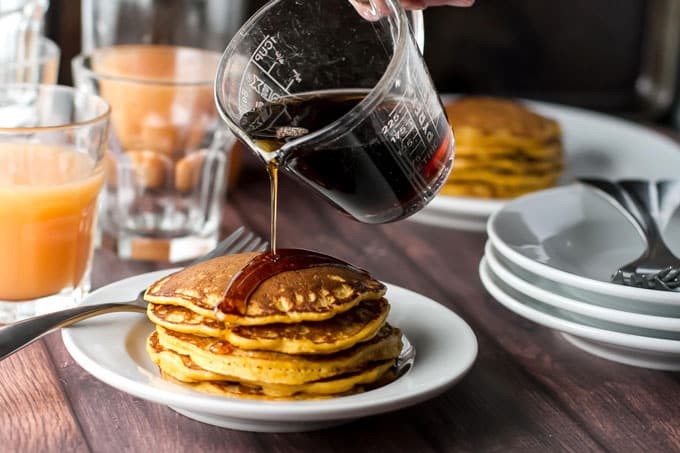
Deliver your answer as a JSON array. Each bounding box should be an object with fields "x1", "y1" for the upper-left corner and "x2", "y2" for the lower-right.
[{"x1": 0, "y1": 144, "x2": 104, "y2": 301}]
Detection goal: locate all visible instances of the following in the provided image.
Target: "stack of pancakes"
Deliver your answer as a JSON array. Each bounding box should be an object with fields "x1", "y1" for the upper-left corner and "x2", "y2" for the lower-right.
[
  {"x1": 144, "y1": 252, "x2": 403, "y2": 400},
  {"x1": 443, "y1": 96, "x2": 564, "y2": 199}
]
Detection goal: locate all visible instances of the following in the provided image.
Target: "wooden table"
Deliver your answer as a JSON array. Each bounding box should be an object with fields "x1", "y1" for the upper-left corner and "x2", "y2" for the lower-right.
[{"x1": 3, "y1": 157, "x2": 680, "y2": 452}]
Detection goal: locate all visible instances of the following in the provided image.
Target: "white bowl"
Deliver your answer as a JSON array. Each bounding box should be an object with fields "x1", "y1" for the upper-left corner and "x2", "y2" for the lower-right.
[
  {"x1": 486, "y1": 242, "x2": 680, "y2": 333},
  {"x1": 487, "y1": 183, "x2": 680, "y2": 308},
  {"x1": 479, "y1": 257, "x2": 680, "y2": 371}
]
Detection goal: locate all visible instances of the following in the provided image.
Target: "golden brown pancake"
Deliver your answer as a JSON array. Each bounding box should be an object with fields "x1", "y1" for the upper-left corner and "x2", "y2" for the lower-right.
[
  {"x1": 147, "y1": 298, "x2": 389, "y2": 354},
  {"x1": 446, "y1": 96, "x2": 561, "y2": 148},
  {"x1": 147, "y1": 331, "x2": 395, "y2": 398},
  {"x1": 144, "y1": 252, "x2": 386, "y2": 325},
  {"x1": 448, "y1": 169, "x2": 560, "y2": 186},
  {"x1": 442, "y1": 96, "x2": 563, "y2": 199},
  {"x1": 159, "y1": 372, "x2": 363, "y2": 400},
  {"x1": 440, "y1": 177, "x2": 561, "y2": 199},
  {"x1": 453, "y1": 142, "x2": 563, "y2": 160},
  {"x1": 147, "y1": 302, "x2": 224, "y2": 337},
  {"x1": 155, "y1": 323, "x2": 402, "y2": 385},
  {"x1": 453, "y1": 154, "x2": 563, "y2": 174}
]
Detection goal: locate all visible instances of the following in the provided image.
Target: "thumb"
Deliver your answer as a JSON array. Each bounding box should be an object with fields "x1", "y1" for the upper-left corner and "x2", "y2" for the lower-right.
[{"x1": 348, "y1": 0, "x2": 392, "y2": 21}]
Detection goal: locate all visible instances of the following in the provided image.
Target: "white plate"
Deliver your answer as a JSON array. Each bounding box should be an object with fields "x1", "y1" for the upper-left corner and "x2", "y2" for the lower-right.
[
  {"x1": 485, "y1": 242, "x2": 680, "y2": 334},
  {"x1": 479, "y1": 258, "x2": 680, "y2": 370},
  {"x1": 487, "y1": 183, "x2": 680, "y2": 307},
  {"x1": 491, "y1": 239, "x2": 680, "y2": 317},
  {"x1": 62, "y1": 270, "x2": 478, "y2": 433},
  {"x1": 411, "y1": 98, "x2": 680, "y2": 231}
]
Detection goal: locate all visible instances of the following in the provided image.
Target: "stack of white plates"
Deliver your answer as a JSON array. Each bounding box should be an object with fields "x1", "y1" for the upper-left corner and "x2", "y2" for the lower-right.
[{"x1": 480, "y1": 183, "x2": 680, "y2": 370}]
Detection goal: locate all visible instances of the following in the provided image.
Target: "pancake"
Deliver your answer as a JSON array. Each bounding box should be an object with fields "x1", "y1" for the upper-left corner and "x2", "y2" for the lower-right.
[
  {"x1": 453, "y1": 155, "x2": 563, "y2": 174},
  {"x1": 445, "y1": 96, "x2": 561, "y2": 148},
  {"x1": 160, "y1": 372, "x2": 363, "y2": 400},
  {"x1": 144, "y1": 252, "x2": 386, "y2": 326},
  {"x1": 442, "y1": 96, "x2": 563, "y2": 199},
  {"x1": 155, "y1": 323, "x2": 403, "y2": 385},
  {"x1": 147, "y1": 331, "x2": 395, "y2": 398},
  {"x1": 453, "y1": 142, "x2": 563, "y2": 160},
  {"x1": 440, "y1": 177, "x2": 560, "y2": 198},
  {"x1": 448, "y1": 169, "x2": 560, "y2": 186},
  {"x1": 147, "y1": 298, "x2": 390, "y2": 354},
  {"x1": 147, "y1": 302, "x2": 224, "y2": 337}
]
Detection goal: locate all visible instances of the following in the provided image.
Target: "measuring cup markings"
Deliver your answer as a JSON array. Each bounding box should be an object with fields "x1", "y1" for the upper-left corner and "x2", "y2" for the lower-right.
[
  {"x1": 377, "y1": 81, "x2": 446, "y2": 194},
  {"x1": 240, "y1": 35, "x2": 288, "y2": 113},
  {"x1": 414, "y1": 79, "x2": 442, "y2": 139},
  {"x1": 378, "y1": 105, "x2": 429, "y2": 193},
  {"x1": 239, "y1": 34, "x2": 305, "y2": 116}
]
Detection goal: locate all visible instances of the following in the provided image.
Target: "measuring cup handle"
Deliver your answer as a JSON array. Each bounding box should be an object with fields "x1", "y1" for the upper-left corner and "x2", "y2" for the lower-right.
[{"x1": 408, "y1": 10, "x2": 425, "y2": 52}]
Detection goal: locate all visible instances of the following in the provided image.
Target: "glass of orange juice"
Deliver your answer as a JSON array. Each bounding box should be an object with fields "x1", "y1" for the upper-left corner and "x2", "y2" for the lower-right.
[{"x1": 0, "y1": 84, "x2": 110, "y2": 322}]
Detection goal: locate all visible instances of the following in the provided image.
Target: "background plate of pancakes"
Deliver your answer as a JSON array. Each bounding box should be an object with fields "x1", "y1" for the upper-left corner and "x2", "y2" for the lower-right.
[
  {"x1": 411, "y1": 95, "x2": 680, "y2": 231},
  {"x1": 62, "y1": 269, "x2": 478, "y2": 433}
]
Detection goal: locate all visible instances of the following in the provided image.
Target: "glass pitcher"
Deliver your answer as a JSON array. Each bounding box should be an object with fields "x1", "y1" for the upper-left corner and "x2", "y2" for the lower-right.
[{"x1": 215, "y1": 0, "x2": 453, "y2": 224}]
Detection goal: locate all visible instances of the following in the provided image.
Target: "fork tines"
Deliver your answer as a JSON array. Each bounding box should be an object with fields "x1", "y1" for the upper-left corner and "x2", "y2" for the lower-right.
[
  {"x1": 188, "y1": 227, "x2": 268, "y2": 266},
  {"x1": 613, "y1": 266, "x2": 680, "y2": 291}
]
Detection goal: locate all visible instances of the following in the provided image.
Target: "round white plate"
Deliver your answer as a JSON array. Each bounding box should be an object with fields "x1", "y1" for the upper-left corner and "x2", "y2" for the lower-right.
[
  {"x1": 485, "y1": 242, "x2": 680, "y2": 333},
  {"x1": 491, "y1": 239, "x2": 680, "y2": 317},
  {"x1": 487, "y1": 183, "x2": 680, "y2": 306},
  {"x1": 410, "y1": 97, "x2": 680, "y2": 231},
  {"x1": 62, "y1": 270, "x2": 478, "y2": 433},
  {"x1": 479, "y1": 258, "x2": 680, "y2": 370}
]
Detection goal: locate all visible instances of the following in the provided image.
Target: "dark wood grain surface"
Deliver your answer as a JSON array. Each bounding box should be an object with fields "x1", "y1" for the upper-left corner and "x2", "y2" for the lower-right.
[{"x1": 3, "y1": 154, "x2": 680, "y2": 453}]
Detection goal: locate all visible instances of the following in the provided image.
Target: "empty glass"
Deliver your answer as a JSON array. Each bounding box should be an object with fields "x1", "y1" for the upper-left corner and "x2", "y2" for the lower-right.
[
  {"x1": 75, "y1": 0, "x2": 247, "y2": 262},
  {"x1": 80, "y1": 0, "x2": 247, "y2": 53},
  {"x1": 0, "y1": 0, "x2": 49, "y2": 64},
  {"x1": 73, "y1": 46, "x2": 234, "y2": 262},
  {"x1": 0, "y1": 36, "x2": 60, "y2": 84}
]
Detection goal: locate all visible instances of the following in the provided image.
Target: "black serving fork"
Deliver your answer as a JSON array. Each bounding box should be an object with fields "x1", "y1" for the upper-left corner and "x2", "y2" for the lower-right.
[
  {"x1": 578, "y1": 178, "x2": 680, "y2": 291},
  {"x1": 0, "y1": 226, "x2": 268, "y2": 361}
]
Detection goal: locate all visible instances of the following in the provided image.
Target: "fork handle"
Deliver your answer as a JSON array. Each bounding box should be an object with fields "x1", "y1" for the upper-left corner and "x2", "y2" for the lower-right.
[
  {"x1": 617, "y1": 180, "x2": 667, "y2": 244},
  {"x1": 0, "y1": 303, "x2": 145, "y2": 361},
  {"x1": 578, "y1": 179, "x2": 666, "y2": 244}
]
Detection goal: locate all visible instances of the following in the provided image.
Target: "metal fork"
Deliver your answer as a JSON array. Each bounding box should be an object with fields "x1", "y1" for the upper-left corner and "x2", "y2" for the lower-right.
[
  {"x1": 578, "y1": 178, "x2": 680, "y2": 291},
  {"x1": 0, "y1": 226, "x2": 268, "y2": 361}
]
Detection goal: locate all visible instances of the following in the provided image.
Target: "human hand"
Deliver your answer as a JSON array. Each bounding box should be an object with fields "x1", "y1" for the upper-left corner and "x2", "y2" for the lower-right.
[
  {"x1": 401, "y1": 0, "x2": 475, "y2": 7},
  {"x1": 350, "y1": 0, "x2": 473, "y2": 21}
]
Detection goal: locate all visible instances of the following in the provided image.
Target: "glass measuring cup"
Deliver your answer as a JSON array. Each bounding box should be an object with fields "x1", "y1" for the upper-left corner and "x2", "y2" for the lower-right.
[{"x1": 215, "y1": 0, "x2": 453, "y2": 224}]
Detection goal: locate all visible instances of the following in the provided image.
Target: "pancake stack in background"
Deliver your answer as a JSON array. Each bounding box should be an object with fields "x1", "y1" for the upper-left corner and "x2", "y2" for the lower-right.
[
  {"x1": 144, "y1": 252, "x2": 403, "y2": 400},
  {"x1": 443, "y1": 97, "x2": 564, "y2": 199}
]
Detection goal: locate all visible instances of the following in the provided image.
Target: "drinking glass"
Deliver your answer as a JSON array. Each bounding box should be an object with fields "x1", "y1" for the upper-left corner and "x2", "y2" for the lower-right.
[
  {"x1": 0, "y1": 84, "x2": 110, "y2": 323},
  {"x1": 75, "y1": 0, "x2": 248, "y2": 262},
  {"x1": 215, "y1": 0, "x2": 452, "y2": 223},
  {"x1": 0, "y1": 36, "x2": 60, "y2": 84},
  {"x1": 73, "y1": 46, "x2": 235, "y2": 262},
  {"x1": 80, "y1": 0, "x2": 247, "y2": 53},
  {"x1": 0, "y1": 0, "x2": 49, "y2": 64}
]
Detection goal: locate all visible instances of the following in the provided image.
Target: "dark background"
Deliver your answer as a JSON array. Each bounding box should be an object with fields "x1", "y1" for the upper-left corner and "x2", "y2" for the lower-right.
[{"x1": 45, "y1": 0, "x2": 679, "y2": 127}]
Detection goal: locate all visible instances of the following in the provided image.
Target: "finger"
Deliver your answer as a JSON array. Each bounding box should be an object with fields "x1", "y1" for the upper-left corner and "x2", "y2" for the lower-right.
[
  {"x1": 402, "y1": 0, "x2": 474, "y2": 8},
  {"x1": 348, "y1": 0, "x2": 392, "y2": 21},
  {"x1": 350, "y1": 0, "x2": 474, "y2": 20}
]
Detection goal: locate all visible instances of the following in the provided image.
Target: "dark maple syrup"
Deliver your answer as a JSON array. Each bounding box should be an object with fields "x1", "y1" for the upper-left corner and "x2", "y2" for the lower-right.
[
  {"x1": 217, "y1": 90, "x2": 451, "y2": 316},
  {"x1": 216, "y1": 248, "x2": 369, "y2": 317},
  {"x1": 240, "y1": 89, "x2": 453, "y2": 224}
]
